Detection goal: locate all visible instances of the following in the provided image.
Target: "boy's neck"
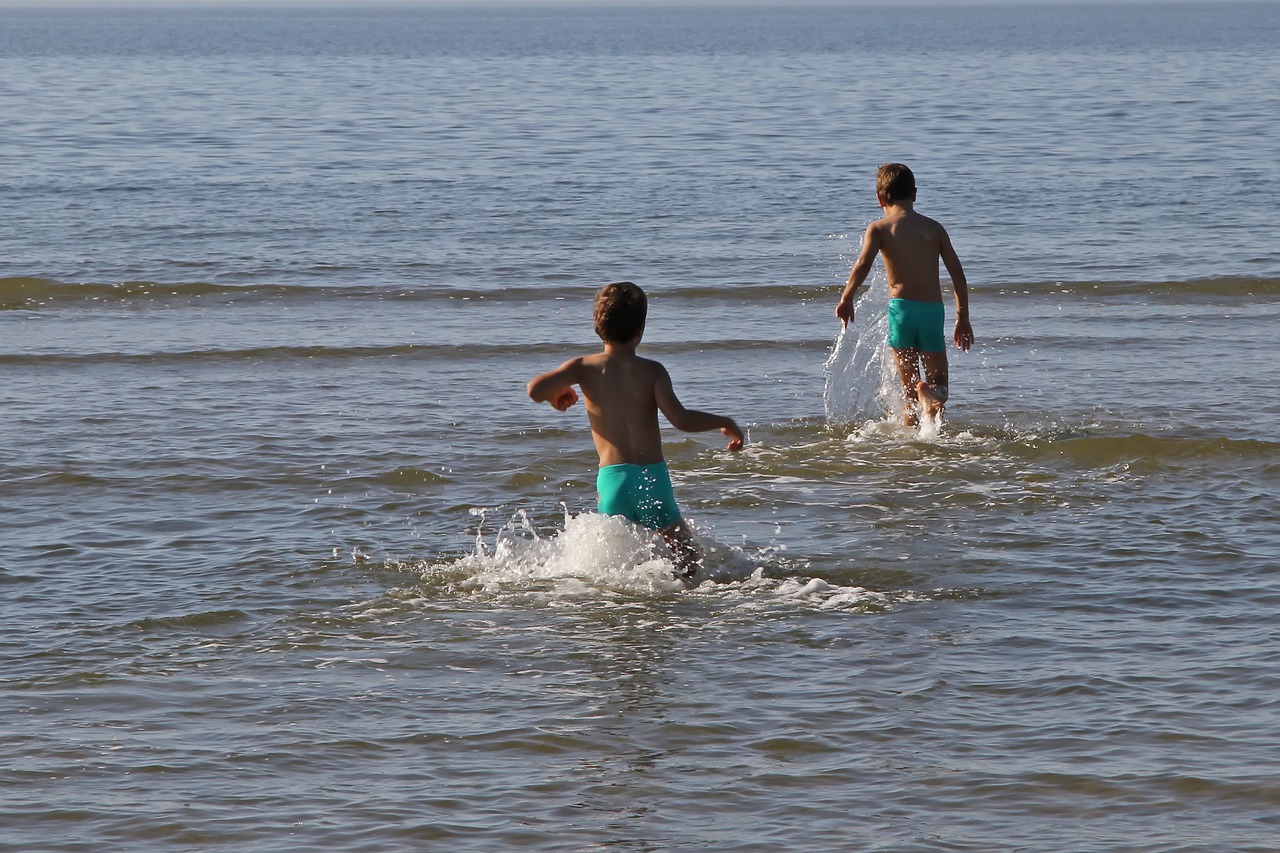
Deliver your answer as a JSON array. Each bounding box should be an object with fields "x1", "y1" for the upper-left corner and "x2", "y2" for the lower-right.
[
  {"x1": 882, "y1": 200, "x2": 914, "y2": 215},
  {"x1": 603, "y1": 337, "x2": 641, "y2": 356}
]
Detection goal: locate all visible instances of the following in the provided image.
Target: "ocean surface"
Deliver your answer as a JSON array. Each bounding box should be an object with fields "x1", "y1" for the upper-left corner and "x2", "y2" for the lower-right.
[{"x1": 2, "y1": 2, "x2": 1279, "y2": 850}]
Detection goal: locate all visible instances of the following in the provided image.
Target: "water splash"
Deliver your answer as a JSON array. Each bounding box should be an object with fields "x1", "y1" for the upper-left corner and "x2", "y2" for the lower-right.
[
  {"x1": 461, "y1": 508, "x2": 696, "y2": 594},
  {"x1": 823, "y1": 271, "x2": 897, "y2": 427},
  {"x1": 822, "y1": 270, "x2": 960, "y2": 441},
  {"x1": 917, "y1": 409, "x2": 945, "y2": 441},
  {"x1": 395, "y1": 508, "x2": 894, "y2": 611}
]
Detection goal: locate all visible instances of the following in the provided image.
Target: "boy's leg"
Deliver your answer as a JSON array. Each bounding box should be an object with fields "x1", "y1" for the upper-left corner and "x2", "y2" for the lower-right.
[
  {"x1": 917, "y1": 350, "x2": 950, "y2": 420},
  {"x1": 660, "y1": 519, "x2": 701, "y2": 582},
  {"x1": 892, "y1": 348, "x2": 923, "y2": 426}
]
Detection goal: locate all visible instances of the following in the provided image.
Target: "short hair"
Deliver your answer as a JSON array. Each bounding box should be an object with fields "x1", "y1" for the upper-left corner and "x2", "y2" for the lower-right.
[
  {"x1": 593, "y1": 281, "x2": 647, "y2": 342},
  {"x1": 877, "y1": 163, "x2": 916, "y2": 204}
]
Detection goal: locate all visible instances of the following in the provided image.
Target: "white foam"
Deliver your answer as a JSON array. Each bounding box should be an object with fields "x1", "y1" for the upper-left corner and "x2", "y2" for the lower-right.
[
  {"x1": 917, "y1": 410, "x2": 944, "y2": 441},
  {"x1": 842, "y1": 412, "x2": 984, "y2": 447},
  {"x1": 791, "y1": 578, "x2": 832, "y2": 596},
  {"x1": 456, "y1": 508, "x2": 689, "y2": 594}
]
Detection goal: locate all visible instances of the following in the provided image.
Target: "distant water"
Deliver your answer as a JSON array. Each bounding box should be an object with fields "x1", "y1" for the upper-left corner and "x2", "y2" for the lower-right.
[{"x1": 2, "y1": 4, "x2": 1279, "y2": 851}]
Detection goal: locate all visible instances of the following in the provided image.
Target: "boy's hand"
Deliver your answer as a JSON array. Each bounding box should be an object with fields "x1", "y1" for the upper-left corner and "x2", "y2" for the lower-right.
[
  {"x1": 549, "y1": 387, "x2": 579, "y2": 411},
  {"x1": 722, "y1": 422, "x2": 745, "y2": 452},
  {"x1": 954, "y1": 317, "x2": 974, "y2": 352},
  {"x1": 835, "y1": 298, "x2": 855, "y2": 329}
]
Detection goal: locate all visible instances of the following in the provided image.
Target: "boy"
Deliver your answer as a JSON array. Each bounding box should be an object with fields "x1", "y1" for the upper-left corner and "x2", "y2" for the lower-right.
[
  {"x1": 528, "y1": 281, "x2": 744, "y2": 580},
  {"x1": 835, "y1": 163, "x2": 974, "y2": 426}
]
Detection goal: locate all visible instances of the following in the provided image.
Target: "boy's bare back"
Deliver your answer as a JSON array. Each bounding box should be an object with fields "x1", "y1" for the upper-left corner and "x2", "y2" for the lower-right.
[
  {"x1": 839, "y1": 207, "x2": 968, "y2": 313},
  {"x1": 528, "y1": 300, "x2": 742, "y2": 470},
  {"x1": 868, "y1": 208, "x2": 961, "y2": 303},
  {"x1": 563, "y1": 349, "x2": 670, "y2": 468}
]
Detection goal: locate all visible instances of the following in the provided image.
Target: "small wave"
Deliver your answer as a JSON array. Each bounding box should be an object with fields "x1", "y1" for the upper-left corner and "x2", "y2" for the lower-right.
[
  {"x1": 1014, "y1": 433, "x2": 1279, "y2": 469},
  {"x1": 0, "y1": 277, "x2": 498, "y2": 310},
  {"x1": 0, "y1": 338, "x2": 820, "y2": 367},
  {"x1": 8, "y1": 274, "x2": 1270, "y2": 313},
  {"x1": 0, "y1": 277, "x2": 311, "y2": 309},
  {"x1": 132, "y1": 609, "x2": 250, "y2": 631},
  {"x1": 0, "y1": 342, "x2": 513, "y2": 366},
  {"x1": 0, "y1": 470, "x2": 113, "y2": 488},
  {"x1": 987, "y1": 276, "x2": 1280, "y2": 300},
  {"x1": 0, "y1": 276, "x2": 857, "y2": 312}
]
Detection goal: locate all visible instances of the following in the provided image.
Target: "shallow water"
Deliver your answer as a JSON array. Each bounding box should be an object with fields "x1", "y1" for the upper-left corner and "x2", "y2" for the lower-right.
[{"x1": 2, "y1": 3, "x2": 1279, "y2": 851}]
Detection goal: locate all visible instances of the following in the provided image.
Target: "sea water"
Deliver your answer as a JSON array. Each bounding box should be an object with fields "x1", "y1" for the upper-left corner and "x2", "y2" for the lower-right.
[{"x1": 2, "y1": 3, "x2": 1279, "y2": 851}]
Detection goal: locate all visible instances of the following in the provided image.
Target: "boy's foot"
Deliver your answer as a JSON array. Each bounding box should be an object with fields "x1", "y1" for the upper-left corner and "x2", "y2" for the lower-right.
[{"x1": 916, "y1": 381, "x2": 947, "y2": 420}]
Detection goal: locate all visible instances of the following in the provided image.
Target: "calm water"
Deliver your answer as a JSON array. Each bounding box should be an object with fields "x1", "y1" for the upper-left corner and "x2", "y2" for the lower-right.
[{"x1": 2, "y1": 3, "x2": 1279, "y2": 851}]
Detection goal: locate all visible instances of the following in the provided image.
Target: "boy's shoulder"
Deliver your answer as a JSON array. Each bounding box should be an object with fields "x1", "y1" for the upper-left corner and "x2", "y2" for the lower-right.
[
  {"x1": 878, "y1": 208, "x2": 950, "y2": 238},
  {"x1": 910, "y1": 209, "x2": 950, "y2": 233},
  {"x1": 876, "y1": 207, "x2": 942, "y2": 224},
  {"x1": 619, "y1": 351, "x2": 667, "y2": 374},
  {"x1": 583, "y1": 349, "x2": 666, "y2": 373}
]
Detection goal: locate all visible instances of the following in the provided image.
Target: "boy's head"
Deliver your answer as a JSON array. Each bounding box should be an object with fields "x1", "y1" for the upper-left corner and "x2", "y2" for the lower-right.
[
  {"x1": 594, "y1": 281, "x2": 647, "y2": 343},
  {"x1": 876, "y1": 163, "x2": 916, "y2": 206}
]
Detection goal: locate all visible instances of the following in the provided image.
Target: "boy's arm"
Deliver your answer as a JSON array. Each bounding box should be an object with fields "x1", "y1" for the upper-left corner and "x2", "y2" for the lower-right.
[
  {"x1": 653, "y1": 365, "x2": 744, "y2": 451},
  {"x1": 836, "y1": 223, "x2": 880, "y2": 328},
  {"x1": 940, "y1": 230, "x2": 974, "y2": 352},
  {"x1": 527, "y1": 358, "x2": 582, "y2": 412}
]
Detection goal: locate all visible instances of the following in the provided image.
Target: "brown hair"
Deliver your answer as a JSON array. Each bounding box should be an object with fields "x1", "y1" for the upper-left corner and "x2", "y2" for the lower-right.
[
  {"x1": 877, "y1": 163, "x2": 916, "y2": 204},
  {"x1": 593, "y1": 281, "x2": 647, "y2": 342}
]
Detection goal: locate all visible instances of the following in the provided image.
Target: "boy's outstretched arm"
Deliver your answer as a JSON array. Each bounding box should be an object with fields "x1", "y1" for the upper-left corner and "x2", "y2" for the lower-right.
[
  {"x1": 653, "y1": 366, "x2": 744, "y2": 451},
  {"x1": 940, "y1": 231, "x2": 974, "y2": 351},
  {"x1": 527, "y1": 358, "x2": 582, "y2": 412},
  {"x1": 836, "y1": 223, "x2": 880, "y2": 328}
]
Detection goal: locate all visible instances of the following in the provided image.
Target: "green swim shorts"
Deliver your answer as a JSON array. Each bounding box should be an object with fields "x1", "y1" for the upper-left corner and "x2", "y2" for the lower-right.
[
  {"x1": 596, "y1": 461, "x2": 682, "y2": 530},
  {"x1": 887, "y1": 298, "x2": 947, "y2": 352}
]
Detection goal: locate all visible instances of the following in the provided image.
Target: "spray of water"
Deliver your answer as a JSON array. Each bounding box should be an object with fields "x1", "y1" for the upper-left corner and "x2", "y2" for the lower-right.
[{"x1": 822, "y1": 270, "x2": 899, "y2": 427}]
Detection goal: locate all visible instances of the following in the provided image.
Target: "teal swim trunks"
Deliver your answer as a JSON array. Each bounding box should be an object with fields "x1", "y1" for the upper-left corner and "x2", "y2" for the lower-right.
[
  {"x1": 596, "y1": 461, "x2": 682, "y2": 530},
  {"x1": 887, "y1": 298, "x2": 947, "y2": 352}
]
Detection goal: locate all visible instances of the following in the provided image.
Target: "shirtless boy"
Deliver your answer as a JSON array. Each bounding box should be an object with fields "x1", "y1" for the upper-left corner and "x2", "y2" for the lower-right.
[
  {"x1": 528, "y1": 281, "x2": 744, "y2": 579},
  {"x1": 835, "y1": 163, "x2": 974, "y2": 426}
]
